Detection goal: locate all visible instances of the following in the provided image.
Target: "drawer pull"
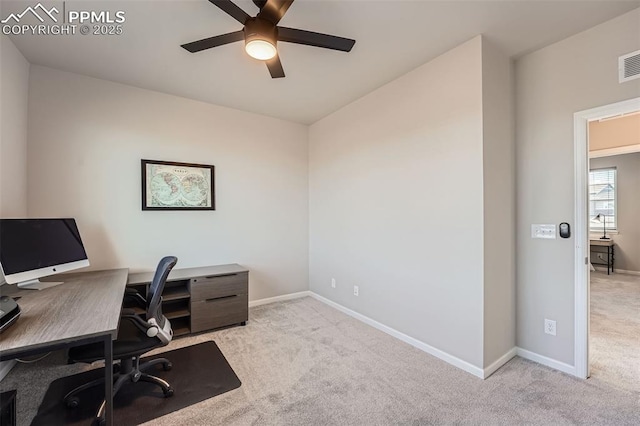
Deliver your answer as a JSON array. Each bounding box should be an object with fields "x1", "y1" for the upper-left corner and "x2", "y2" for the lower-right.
[
  {"x1": 205, "y1": 273, "x2": 238, "y2": 279},
  {"x1": 205, "y1": 295, "x2": 238, "y2": 302}
]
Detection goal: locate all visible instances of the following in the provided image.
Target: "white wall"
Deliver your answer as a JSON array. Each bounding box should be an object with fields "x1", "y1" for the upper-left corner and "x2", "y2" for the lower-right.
[
  {"x1": 309, "y1": 37, "x2": 486, "y2": 368},
  {"x1": 590, "y1": 153, "x2": 640, "y2": 272},
  {"x1": 27, "y1": 66, "x2": 309, "y2": 301},
  {"x1": 481, "y1": 39, "x2": 516, "y2": 368},
  {"x1": 0, "y1": 34, "x2": 30, "y2": 382},
  {"x1": 515, "y1": 9, "x2": 640, "y2": 364},
  {"x1": 0, "y1": 35, "x2": 29, "y2": 217}
]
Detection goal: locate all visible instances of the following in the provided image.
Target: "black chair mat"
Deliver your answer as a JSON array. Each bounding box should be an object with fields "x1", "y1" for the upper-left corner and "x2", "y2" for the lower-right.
[{"x1": 31, "y1": 341, "x2": 241, "y2": 426}]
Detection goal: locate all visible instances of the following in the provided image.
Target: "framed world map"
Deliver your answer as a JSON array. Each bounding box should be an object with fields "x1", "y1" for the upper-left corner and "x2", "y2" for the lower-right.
[{"x1": 141, "y1": 159, "x2": 215, "y2": 210}]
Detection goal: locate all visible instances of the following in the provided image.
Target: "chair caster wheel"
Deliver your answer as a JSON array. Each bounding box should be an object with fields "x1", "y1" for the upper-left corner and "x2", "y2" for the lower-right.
[
  {"x1": 164, "y1": 387, "x2": 175, "y2": 397},
  {"x1": 163, "y1": 362, "x2": 173, "y2": 371},
  {"x1": 65, "y1": 396, "x2": 80, "y2": 409}
]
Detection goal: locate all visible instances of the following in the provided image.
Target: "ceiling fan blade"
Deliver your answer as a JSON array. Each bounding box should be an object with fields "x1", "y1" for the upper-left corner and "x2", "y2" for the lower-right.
[
  {"x1": 181, "y1": 30, "x2": 245, "y2": 53},
  {"x1": 209, "y1": 0, "x2": 251, "y2": 24},
  {"x1": 266, "y1": 54, "x2": 285, "y2": 78},
  {"x1": 257, "y1": 0, "x2": 294, "y2": 25},
  {"x1": 278, "y1": 27, "x2": 355, "y2": 52}
]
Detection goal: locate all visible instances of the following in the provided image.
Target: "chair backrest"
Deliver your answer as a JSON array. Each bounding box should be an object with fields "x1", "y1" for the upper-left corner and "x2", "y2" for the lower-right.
[{"x1": 147, "y1": 256, "x2": 178, "y2": 329}]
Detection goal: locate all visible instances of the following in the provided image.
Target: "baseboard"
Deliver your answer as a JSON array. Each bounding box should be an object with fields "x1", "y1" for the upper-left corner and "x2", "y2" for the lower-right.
[
  {"x1": 0, "y1": 360, "x2": 16, "y2": 382},
  {"x1": 593, "y1": 267, "x2": 640, "y2": 276},
  {"x1": 309, "y1": 292, "x2": 485, "y2": 379},
  {"x1": 249, "y1": 291, "x2": 311, "y2": 307},
  {"x1": 515, "y1": 347, "x2": 576, "y2": 376},
  {"x1": 618, "y1": 269, "x2": 640, "y2": 276},
  {"x1": 483, "y1": 348, "x2": 517, "y2": 378}
]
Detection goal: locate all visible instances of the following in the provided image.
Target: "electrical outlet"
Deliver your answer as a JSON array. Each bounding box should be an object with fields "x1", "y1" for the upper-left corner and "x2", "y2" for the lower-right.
[
  {"x1": 545, "y1": 319, "x2": 557, "y2": 336},
  {"x1": 353, "y1": 285, "x2": 359, "y2": 296},
  {"x1": 331, "y1": 278, "x2": 336, "y2": 288}
]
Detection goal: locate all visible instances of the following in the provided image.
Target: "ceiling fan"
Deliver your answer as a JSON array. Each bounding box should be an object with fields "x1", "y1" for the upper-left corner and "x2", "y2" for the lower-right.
[{"x1": 181, "y1": 0, "x2": 356, "y2": 78}]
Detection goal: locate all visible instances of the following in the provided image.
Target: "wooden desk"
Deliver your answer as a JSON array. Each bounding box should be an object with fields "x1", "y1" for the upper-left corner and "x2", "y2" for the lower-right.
[
  {"x1": 0, "y1": 268, "x2": 128, "y2": 426},
  {"x1": 590, "y1": 239, "x2": 615, "y2": 275}
]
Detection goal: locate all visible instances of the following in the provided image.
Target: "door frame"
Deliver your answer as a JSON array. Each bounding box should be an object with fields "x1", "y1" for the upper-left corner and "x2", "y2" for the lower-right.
[{"x1": 573, "y1": 97, "x2": 640, "y2": 379}]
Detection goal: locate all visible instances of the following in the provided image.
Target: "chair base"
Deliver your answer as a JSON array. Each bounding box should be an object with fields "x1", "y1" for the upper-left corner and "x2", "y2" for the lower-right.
[{"x1": 64, "y1": 356, "x2": 174, "y2": 423}]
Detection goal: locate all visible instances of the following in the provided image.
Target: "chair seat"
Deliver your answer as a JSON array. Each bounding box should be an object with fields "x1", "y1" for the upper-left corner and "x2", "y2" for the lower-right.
[{"x1": 69, "y1": 319, "x2": 162, "y2": 363}]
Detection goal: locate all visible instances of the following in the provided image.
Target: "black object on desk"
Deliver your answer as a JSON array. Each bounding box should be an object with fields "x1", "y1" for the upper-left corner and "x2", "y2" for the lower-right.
[
  {"x1": 0, "y1": 296, "x2": 21, "y2": 333},
  {"x1": 0, "y1": 389, "x2": 17, "y2": 426}
]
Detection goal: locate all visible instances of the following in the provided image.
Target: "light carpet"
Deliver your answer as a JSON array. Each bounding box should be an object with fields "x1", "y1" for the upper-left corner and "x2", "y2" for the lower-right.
[
  {"x1": 590, "y1": 271, "x2": 640, "y2": 393},
  {"x1": 1, "y1": 296, "x2": 639, "y2": 425}
]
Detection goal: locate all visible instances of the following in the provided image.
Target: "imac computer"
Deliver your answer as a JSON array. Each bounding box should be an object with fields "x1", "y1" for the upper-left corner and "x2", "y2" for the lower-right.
[{"x1": 0, "y1": 218, "x2": 90, "y2": 290}]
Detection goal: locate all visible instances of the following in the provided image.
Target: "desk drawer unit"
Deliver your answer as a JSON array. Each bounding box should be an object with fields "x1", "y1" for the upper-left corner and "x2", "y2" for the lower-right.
[
  {"x1": 190, "y1": 272, "x2": 248, "y2": 332},
  {"x1": 128, "y1": 264, "x2": 249, "y2": 337},
  {"x1": 191, "y1": 294, "x2": 248, "y2": 333}
]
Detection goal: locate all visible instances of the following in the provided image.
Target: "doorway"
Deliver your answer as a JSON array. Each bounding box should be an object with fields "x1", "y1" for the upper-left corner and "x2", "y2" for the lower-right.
[{"x1": 573, "y1": 97, "x2": 640, "y2": 381}]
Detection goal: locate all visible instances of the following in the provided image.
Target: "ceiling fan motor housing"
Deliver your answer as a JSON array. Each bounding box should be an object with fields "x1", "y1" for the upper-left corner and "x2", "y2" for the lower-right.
[
  {"x1": 253, "y1": 0, "x2": 268, "y2": 9},
  {"x1": 244, "y1": 18, "x2": 278, "y2": 48}
]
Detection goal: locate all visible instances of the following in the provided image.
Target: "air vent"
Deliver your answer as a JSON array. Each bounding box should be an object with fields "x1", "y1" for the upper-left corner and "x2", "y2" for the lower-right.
[{"x1": 619, "y1": 50, "x2": 640, "y2": 83}]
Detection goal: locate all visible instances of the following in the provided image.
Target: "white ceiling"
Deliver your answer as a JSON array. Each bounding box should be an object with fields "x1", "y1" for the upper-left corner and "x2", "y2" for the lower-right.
[{"x1": 3, "y1": 0, "x2": 639, "y2": 124}]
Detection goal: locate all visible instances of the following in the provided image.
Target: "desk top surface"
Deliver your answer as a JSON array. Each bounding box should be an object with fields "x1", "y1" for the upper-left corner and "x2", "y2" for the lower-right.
[
  {"x1": 0, "y1": 268, "x2": 128, "y2": 357},
  {"x1": 590, "y1": 239, "x2": 614, "y2": 246},
  {"x1": 127, "y1": 263, "x2": 248, "y2": 285}
]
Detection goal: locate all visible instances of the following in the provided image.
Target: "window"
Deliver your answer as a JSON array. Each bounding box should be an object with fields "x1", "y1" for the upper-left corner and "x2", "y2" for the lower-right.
[{"x1": 589, "y1": 167, "x2": 617, "y2": 231}]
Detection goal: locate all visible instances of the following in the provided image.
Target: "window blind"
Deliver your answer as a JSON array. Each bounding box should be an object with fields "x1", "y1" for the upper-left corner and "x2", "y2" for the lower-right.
[{"x1": 588, "y1": 167, "x2": 616, "y2": 230}]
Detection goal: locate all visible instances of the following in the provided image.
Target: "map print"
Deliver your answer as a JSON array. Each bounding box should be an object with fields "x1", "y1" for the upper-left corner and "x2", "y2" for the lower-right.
[{"x1": 146, "y1": 164, "x2": 212, "y2": 208}]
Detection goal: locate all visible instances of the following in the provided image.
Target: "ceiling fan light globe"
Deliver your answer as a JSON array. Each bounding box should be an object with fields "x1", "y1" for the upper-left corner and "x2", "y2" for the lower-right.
[{"x1": 245, "y1": 39, "x2": 277, "y2": 60}]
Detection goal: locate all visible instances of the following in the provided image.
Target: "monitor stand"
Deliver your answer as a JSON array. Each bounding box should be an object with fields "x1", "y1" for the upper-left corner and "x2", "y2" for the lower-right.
[{"x1": 17, "y1": 279, "x2": 65, "y2": 290}]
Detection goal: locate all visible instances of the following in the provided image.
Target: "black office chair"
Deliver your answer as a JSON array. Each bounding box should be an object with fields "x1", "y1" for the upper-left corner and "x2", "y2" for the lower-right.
[{"x1": 64, "y1": 256, "x2": 178, "y2": 424}]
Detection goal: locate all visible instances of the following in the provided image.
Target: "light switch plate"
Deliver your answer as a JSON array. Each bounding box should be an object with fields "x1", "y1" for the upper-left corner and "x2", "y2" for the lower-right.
[{"x1": 532, "y1": 224, "x2": 556, "y2": 239}]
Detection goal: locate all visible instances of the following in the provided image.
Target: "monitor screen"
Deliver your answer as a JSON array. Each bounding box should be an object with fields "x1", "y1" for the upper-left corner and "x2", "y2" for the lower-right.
[{"x1": 0, "y1": 218, "x2": 89, "y2": 285}]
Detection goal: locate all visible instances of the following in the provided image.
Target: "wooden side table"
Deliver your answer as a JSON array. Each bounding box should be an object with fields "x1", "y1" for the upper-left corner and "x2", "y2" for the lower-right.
[{"x1": 590, "y1": 239, "x2": 615, "y2": 275}]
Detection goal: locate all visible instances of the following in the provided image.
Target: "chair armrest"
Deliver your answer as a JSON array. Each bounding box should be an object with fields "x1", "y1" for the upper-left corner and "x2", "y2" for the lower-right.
[
  {"x1": 121, "y1": 313, "x2": 168, "y2": 343},
  {"x1": 123, "y1": 289, "x2": 146, "y2": 310},
  {"x1": 121, "y1": 312, "x2": 154, "y2": 334}
]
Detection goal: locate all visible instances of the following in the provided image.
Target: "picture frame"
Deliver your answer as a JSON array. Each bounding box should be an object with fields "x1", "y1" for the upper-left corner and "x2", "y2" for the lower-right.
[{"x1": 141, "y1": 159, "x2": 215, "y2": 211}]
